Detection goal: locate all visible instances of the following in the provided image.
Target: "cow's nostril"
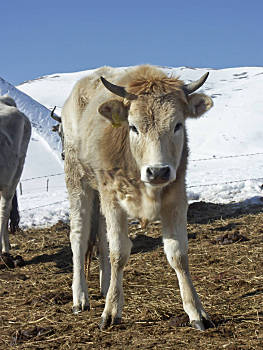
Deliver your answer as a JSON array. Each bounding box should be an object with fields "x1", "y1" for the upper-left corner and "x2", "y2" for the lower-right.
[
  {"x1": 160, "y1": 166, "x2": 170, "y2": 180},
  {"x1": 146, "y1": 167, "x2": 154, "y2": 178},
  {"x1": 146, "y1": 167, "x2": 157, "y2": 181}
]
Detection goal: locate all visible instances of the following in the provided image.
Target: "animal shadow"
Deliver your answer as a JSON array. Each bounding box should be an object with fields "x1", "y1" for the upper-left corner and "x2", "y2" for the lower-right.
[
  {"x1": 187, "y1": 199, "x2": 263, "y2": 224},
  {"x1": 26, "y1": 245, "x2": 72, "y2": 273},
  {"x1": 131, "y1": 234, "x2": 162, "y2": 254}
]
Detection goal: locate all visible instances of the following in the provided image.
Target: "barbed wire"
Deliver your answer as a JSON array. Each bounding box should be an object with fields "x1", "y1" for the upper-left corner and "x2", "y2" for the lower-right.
[
  {"x1": 187, "y1": 177, "x2": 263, "y2": 189},
  {"x1": 21, "y1": 173, "x2": 64, "y2": 182},
  {"x1": 19, "y1": 151, "x2": 263, "y2": 183},
  {"x1": 19, "y1": 176, "x2": 262, "y2": 213},
  {"x1": 16, "y1": 151, "x2": 263, "y2": 212},
  {"x1": 17, "y1": 180, "x2": 262, "y2": 216},
  {"x1": 20, "y1": 200, "x2": 68, "y2": 212},
  {"x1": 189, "y1": 152, "x2": 263, "y2": 162}
]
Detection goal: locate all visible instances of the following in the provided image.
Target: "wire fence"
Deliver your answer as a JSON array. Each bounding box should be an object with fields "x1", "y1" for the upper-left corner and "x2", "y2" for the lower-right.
[
  {"x1": 20, "y1": 151, "x2": 263, "y2": 183},
  {"x1": 20, "y1": 200, "x2": 68, "y2": 212},
  {"x1": 189, "y1": 152, "x2": 263, "y2": 162},
  {"x1": 187, "y1": 177, "x2": 263, "y2": 189},
  {"x1": 18, "y1": 151, "x2": 263, "y2": 212},
  {"x1": 21, "y1": 172, "x2": 64, "y2": 182}
]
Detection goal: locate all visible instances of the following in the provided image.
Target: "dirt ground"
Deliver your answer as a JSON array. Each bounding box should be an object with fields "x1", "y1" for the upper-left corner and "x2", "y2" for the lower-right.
[{"x1": 0, "y1": 201, "x2": 262, "y2": 350}]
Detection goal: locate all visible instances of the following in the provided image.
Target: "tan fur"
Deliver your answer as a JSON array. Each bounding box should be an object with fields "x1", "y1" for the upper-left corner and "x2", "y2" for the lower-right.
[{"x1": 121, "y1": 65, "x2": 184, "y2": 95}]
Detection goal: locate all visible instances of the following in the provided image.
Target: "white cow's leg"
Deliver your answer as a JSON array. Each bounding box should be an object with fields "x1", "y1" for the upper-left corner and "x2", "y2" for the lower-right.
[
  {"x1": 1, "y1": 159, "x2": 26, "y2": 254},
  {"x1": 100, "y1": 207, "x2": 132, "y2": 329},
  {"x1": 0, "y1": 191, "x2": 13, "y2": 254},
  {"x1": 70, "y1": 186, "x2": 95, "y2": 314},
  {"x1": 98, "y1": 215, "x2": 111, "y2": 297},
  {"x1": 161, "y1": 203, "x2": 209, "y2": 330}
]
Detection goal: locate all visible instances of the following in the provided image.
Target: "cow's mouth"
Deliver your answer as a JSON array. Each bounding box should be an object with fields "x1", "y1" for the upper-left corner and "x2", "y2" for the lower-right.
[
  {"x1": 143, "y1": 178, "x2": 170, "y2": 187},
  {"x1": 150, "y1": 178, "x2": 170, "y2": 185}
]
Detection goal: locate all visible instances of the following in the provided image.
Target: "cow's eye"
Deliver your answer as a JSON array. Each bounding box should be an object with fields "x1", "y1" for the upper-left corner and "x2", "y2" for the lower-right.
[
  {"x1": 129, "y1": 125, "x2": 139, "y2": 134},
  {"x1": 174, "y1": 122, "x2": 183, "y2": 133}
]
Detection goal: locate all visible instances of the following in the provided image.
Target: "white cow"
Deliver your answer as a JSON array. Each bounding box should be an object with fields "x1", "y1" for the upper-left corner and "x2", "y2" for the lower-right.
[
  {"x1": 62, "y1": 65, "x2": 213, "y2": 330},
  {"x1": 0, "y1": 96, "x2": 31, "y2": 255}
]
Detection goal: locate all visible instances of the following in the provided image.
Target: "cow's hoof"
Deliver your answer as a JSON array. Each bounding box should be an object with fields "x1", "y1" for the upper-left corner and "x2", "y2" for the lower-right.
[
  {"x1": 99, "y1": 316, "x2": 121, "y2": 330},
  {"x1": 100, "y1": 316, "x2": 111, "y2": 330},
  {"x1": 0, "y1": 253, "x2": 15, "y2": 268},
  {"x1": 112, "y1": 317, "x2": 122, "y2": 325},
  {"x1": 72, "y1": 304, "x2": 90, "y2": 314},
  {"x1": 191, "y1": 320, "x2": 205, "y2": 331}
]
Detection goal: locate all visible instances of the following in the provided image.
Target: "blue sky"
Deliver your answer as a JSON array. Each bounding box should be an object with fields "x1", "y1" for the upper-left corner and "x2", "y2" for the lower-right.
[{"x1": 1, "y1": 0, "x2": 263, "y2": 85}]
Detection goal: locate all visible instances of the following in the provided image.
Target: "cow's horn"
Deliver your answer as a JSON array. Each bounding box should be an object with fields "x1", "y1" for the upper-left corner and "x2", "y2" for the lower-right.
[
  {"x1": 183, "y1": 72, "x2": 209, "y2": 95},
  {"x1": 100, "y1": 76, "x2": 137, "y2": 100},
  {"x1": 50, "y1": 106, "x2": 61, "y2": 123}
]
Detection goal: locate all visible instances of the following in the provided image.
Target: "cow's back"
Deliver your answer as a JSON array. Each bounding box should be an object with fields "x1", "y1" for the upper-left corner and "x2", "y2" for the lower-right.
[
  {"x1": 62, "y1": 67, "x2": 130, "y2": 178},
  {"x1": 62, "y1": 66, "x2": 126, "y2": 136},
  {"x1": 0, "y1": 102, "x2": 31, "y2": 189}
]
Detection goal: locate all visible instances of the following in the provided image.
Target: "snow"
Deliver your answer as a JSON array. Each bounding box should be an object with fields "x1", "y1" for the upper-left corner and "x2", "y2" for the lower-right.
[
  {"x1": 0, "y1": 77, "x2": 68, "y2": 228},
  {"x1": 0, "y1": 65, "x2": 262, "y2": 229}
]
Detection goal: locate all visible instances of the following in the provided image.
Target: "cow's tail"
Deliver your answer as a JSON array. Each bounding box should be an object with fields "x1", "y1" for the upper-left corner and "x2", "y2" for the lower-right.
[
  {"x1": 85, "y1": 190, "x2": 100, "y2": 280},
  {"x1": 9, "y1": 191, "x2": 20, "y2": 234}
]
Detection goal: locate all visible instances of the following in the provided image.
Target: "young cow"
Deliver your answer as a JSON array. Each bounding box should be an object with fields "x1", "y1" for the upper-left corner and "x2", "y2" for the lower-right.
[{"x1": 62, "y1": 65, "x2": 213, "y2": 330}]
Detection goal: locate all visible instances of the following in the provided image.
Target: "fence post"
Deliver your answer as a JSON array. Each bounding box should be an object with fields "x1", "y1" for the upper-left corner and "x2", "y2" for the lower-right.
[
  {"x1": 19, "y1": 182, "x2": 22, "y2": 196},
  {"x1": 46, "y1": 179, "x2": 49, "y2": 192}
]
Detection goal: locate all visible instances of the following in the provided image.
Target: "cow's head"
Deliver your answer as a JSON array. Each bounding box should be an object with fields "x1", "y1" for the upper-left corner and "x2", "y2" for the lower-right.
[
  {"x1": 0, "y1": 95, "x2": 17, "y2": 107},
  {"x1": 50, "y1": 106, "x2": 65, "y2": 160},
  {"x1": 98, "y1": 68, "x2": 213, "y2": 187}
]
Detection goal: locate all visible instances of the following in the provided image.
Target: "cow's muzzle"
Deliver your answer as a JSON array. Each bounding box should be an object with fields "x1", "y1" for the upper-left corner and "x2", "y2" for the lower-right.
[{"x1": 145, "y1": 165, "x2": 171, "y2": 185}]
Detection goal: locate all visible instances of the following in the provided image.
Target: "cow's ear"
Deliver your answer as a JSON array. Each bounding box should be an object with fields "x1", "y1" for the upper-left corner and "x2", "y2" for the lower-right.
[
  {"x1": 187, "y1": 93, "x2": 213, "y2": 118},
  {"x1": 98, "y1": 99, "x2": 128, "y2": 127}
]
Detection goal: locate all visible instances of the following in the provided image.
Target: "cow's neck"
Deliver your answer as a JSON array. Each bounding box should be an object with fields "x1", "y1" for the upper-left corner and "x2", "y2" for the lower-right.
[{"x1": 116, "y1": 177, "x2": 162, "y2": 221}]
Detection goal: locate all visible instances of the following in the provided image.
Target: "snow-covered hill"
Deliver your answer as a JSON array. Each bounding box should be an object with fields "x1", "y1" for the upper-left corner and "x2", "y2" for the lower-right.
[
  {"x1": 1, "y1": 65, "x2": 263, "y2": 228},
  {"x1": 18, "y1": 66, "x2": 263, "y2": 156}
]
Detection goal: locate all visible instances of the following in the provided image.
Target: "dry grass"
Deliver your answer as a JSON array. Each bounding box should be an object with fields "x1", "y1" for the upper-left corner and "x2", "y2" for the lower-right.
[{"x1": 0, "y1": 202, "x2": 262, "y2": 349}]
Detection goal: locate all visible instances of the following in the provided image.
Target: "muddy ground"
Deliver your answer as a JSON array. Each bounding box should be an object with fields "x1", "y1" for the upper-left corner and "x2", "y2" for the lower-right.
[{"x1": 0, "y1": 201, "x2": 262, "y2": 349}]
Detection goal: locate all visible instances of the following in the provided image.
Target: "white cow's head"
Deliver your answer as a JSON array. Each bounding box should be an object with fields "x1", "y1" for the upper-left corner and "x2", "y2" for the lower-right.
[
  {"x1": 0, "y1": 95, "x2": 17, "y2": 107},
  {"x1": 98, "y1": 68, "x2": 213, "y2": 187}
]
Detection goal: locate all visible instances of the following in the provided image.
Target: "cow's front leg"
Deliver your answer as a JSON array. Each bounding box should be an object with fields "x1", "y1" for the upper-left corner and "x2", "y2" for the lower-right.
[
  {"x1": 100, "y1": 207, "x2": 132, "y2": 329},
  {"x1": 161, "y1": 204, "x2": 210, "y2": 330},
  {"x1": 70, "y1": 187, "x2": 95, "y2": 314}
]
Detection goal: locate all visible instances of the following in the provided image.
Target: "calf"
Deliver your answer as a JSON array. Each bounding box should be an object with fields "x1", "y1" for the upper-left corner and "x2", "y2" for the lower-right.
[{"x1": 62, "y1": 65, "x2": 213, "y2": 330}]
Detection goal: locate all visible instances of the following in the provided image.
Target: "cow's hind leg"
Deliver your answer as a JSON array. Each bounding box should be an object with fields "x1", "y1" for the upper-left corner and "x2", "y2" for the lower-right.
[
  {"x1": 0, "y1": 190, "x2": 13, "y2": 254},
  {"x1": 98, "y1": 215, "x2": 111, "y2": 297},
  {"x1": 9, "y1": 191, "x2": 20, "y2": 233},
  {"x1": 100, "y1": 206, "x2": 132, "y2": 329},
  {"x1": 84, "y1": 193, "x2": 111, "y2": 297},
  {"x1": 161, "y1": 204, "x2": 210, "y2": 330},
  {"x1": 69, "y1": 184, "x2": 95, "y2": 314}
]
